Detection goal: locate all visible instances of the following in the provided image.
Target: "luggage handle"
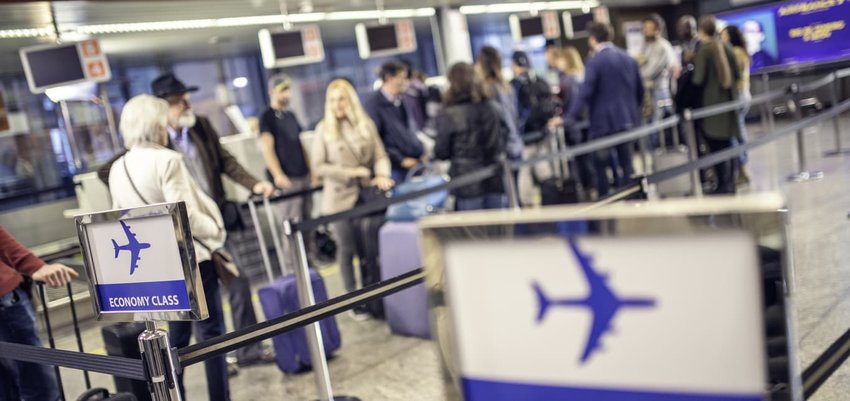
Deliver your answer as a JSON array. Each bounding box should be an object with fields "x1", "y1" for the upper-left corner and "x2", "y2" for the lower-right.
[
  {"x1": 247, "y1": 200, "x2": 276, "y2": 283},
  {"x1": 263, "y1": 196, "x2": 292, "y2": 278}
]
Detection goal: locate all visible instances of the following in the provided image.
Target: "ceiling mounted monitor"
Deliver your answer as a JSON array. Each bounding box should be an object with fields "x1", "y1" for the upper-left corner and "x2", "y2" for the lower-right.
[
  {"x1": 563, "y1": 11, "x2": 596, "y2": 39},
  {"x1": 20, "y1": 40, "x2": 111, "y2": 94},
  {"x1": 259, "y1": 25, "x2": 325, "y2": 69},
  {"x1": 509, "y1": 11, "x2": 561, "y2": 41},
  {"x1": 355, "y1": 20, "x2": 417, "y2": 59}
]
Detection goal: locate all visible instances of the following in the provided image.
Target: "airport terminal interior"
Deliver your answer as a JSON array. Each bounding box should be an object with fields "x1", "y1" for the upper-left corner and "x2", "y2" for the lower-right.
[{"x1": 3, "y1": 0, "x2": 850, "y2": 400}]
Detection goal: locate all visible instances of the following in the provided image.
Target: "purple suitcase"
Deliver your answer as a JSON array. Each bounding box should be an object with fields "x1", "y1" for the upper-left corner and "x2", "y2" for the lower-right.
[
  {"x1": 379, "y1": 222, "x2": 431, "y2": 338},
  {"x1": 257, "y1": 270, "x2": 341, "y2": 373}
]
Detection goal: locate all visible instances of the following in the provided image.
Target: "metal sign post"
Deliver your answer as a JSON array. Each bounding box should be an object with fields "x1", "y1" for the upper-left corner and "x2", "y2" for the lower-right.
[
  {"x1": 138, "y1": 322, "x2": 182, "y2": 401},
  {"x1": 824, "y1": 72, "x2": 849, "y2": 156},
  {"x1": 786, "y1": 84, "x2": 824, "y2": 182},
  {"x1": 682, "y1": 109, "x2": 703, "y2": 198}
]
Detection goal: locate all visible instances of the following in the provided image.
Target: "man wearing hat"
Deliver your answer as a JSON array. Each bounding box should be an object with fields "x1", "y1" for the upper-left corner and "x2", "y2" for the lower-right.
[{"x1": 98, "y1": 73, "x2": 275, "y2": 372}]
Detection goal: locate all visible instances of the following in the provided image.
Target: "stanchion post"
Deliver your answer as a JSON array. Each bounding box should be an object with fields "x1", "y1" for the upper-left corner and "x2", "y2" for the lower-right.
[
  {"x1": 66, "y1": 283, "x2": 91, "y2": 389},
  {"x1": 825, "y1": 72, "x2": 848, "y2": 156},
  {"x1": 263, "y1": 196, "x2": 290, "y2": 276},
  {"x1": 138, "y1": 322, "x2": 181, "y2": 401},
  {"x1": 787, "y1": 83, "x2": 825, "y2": 182},
  {"x1": 683, "y1": 109, "x2": 704, "y2": 198},
  {"x1": 283, "y1": 219, "x2": 336, "y2": 401},
  {"x1": 502, "y1": 159, "x2": 520, "y2": 210},
  {"x1": 247, "y1": 200, "x2": 276, "y2": 282},
  {"x1": 763, "y1": 73, "x2": 776, "y2": 132},
  {"x1": 37, "y1": 284, "x2": 65, "y2": 401}
]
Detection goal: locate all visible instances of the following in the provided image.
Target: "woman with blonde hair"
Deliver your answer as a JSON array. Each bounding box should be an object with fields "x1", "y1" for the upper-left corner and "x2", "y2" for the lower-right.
[{"x1": 312, "y1": 79, "x2": 392, "y2": 317}]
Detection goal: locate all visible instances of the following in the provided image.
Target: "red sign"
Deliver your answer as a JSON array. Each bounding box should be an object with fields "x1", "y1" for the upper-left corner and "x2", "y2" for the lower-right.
[
  {"x1": 87, "y1": 61, "x2": 106, "y2": 78},
  {"x1": 81, "y1": 40, "x2": 101, "y2": 57}
]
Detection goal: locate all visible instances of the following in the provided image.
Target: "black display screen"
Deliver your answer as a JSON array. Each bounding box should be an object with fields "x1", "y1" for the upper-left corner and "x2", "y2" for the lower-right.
[
  {"x1": 25, "y1": 45, "x2": 85, "y2": 88},
  {"x1": 271, "y1": 30, "x2": 306, "y2": 59},
  {"x1": 571, "y1": 13, "x2": 595, "y2": 35},
  {"x1": 367, "y1": 24, "x2": 398, "y2": 52},
  {"x1": 519, "y1": 16, "x2": 545, "y2": 37}
]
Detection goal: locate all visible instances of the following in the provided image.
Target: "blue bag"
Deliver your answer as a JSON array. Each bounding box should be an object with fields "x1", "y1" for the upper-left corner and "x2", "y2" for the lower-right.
[{"x1": 385, "y1": 164, "x2": 449, "y2": 221}]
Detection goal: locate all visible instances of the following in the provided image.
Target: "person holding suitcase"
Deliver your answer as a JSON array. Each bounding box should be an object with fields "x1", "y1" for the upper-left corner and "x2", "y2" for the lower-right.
[
  {"x1": 0, "y1": 225, "x2": 77, "y2": 401},
  {"x1": 108, "y1": 95, "x2": 231, "y2": 401},
  {"x1": 312, "y1": 79, "x2": 393, "y2": 319}
]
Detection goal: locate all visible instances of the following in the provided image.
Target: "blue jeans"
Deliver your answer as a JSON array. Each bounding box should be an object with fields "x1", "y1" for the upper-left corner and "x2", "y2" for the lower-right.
[
  {"x1": 0, "y1": 287, "x2": 61, "y2": 401},
  {"x1": 455, "y1": 194, "x2": 507, "y2": 211},
  {"x1": 593, "y1": 142, "x2": 634, "y2": 197},
  {"x1": 170, "y1": 261, "x2": 230, "y2": 401}
]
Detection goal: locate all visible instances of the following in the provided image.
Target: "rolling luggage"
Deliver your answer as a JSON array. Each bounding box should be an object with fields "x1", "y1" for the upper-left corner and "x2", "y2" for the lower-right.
[
  {"x1": 249, "y1": 196, "x2": 342, "y2": 374},
  {"x1": 257, "y1": 272, "x2": 341, "y2": 373},
  {"x1": 378, "y1": 222, "x2": 430, "y2": 338},
  {"x1": 76, "y1": 388, "x2": 138, "y2": 401},
  {"x1": 538, "y1": 126, "x2": 582, "y2": 205},
  {"x1": 101, "y1": 323, "x2": 151, "y2": 401},
  {"x1": 653, "y1": 145, "x2": 693, "y2": 197}
]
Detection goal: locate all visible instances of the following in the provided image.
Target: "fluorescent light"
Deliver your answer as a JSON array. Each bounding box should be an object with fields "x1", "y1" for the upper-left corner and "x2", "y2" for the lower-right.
[
  {"x1": 77, "y1": 19, "x2": 216, "y2": 34},
  {"x1": 325, "y1": 10, "x2": 382, "y2": 20},
  {"x1": 232, "y1": 77, "x2": 249, "y2": 88},
  {"x1": 459, "y1": 1, "x2": 599, "y2": 14},
  {"x1": 0, "y1": 27, "x2": 55, "y2": 39}
]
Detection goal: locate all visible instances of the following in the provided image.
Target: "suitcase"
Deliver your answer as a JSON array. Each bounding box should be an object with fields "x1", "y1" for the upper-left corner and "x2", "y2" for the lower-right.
[
  {"x1": 257, "y1": 271, "x2": 341, "y2": 373},
  {"x1": 76, "y1": 388, "x2": 138, "y2": 401},
  {"x1": 101, "y1": 323, "x2": 151, "y2": 401},
  {"x1": 539, "y1": 126, "x2": 583, "y2": 205},
  {"x1": 653, "y1": 145, "x2": 693, "y2": 197},
  {"x1": 378, "y1": 222, "x2": 430, "y2": 338}
]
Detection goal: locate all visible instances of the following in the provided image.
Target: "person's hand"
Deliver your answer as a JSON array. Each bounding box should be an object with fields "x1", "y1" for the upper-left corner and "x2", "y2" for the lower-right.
[
  {"x1": 350, "y1": 167, "x2": 371, "y2": 179},
  {"x1": 253, "y1": 181, "x2": 275, "y2": 198},
  {"x1": 548, "y1": 116, "x2": 564, "y2": 128},
  {"x1": 274, "y1": 175, "x2": 292, "y2": 190},
  {"x1": 401, "y1": 157, "x2": 419, "y2": 169},
  {"x1": 32, "y1": 264, "x2": 79, "y2": 288},
  {"x1": 372, "y1": 176, "x2": 395, "y2": 191},
  {"x1": 310, "y1": 174, "x2": 321, "y2": 188}
]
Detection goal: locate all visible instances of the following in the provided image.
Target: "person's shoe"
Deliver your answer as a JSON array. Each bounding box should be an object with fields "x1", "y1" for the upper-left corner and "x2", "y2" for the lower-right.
[
  {"x1": 236, "y1": 350, "x2": 276, "y2": 367},
  {"x1": 348, "y1": 308, "x2": 370, "y2": 322},
  {"x1": 227, "y1": 362, "x2": 240, "y2": 377},
  {"x1": 737, "y1": 167, "x2": 751, "y2": 186}
]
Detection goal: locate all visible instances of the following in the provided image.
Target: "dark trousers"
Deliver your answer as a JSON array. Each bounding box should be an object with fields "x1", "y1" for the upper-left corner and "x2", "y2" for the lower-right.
[
  {"x1": 455, "y1": 194, "x2": 507, "y2": 211},
  {"x1": 224, "y1": 273, "x2": 263, "y2": 362},
  {"x1": 704, "y1": 136, "x2": 737, "y2": 195},
  {"x1": 0, "y1": 288, "x2": 60, "y2": 401},
  {"x1": 170, "y1": 261, "x2": 230, "y2": 401},
  {"x1": 593, "y1": 142, "x2": 634, "y2": 197}
]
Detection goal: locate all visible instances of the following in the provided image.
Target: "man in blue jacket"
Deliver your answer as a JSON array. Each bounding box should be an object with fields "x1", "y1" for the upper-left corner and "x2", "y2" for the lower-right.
[
  {"x1": 364, "y1": 61, "x2": 425, "y2": 182},
  {"x1": 565, "y1": 22, "x2": 644, "y2": 197}
]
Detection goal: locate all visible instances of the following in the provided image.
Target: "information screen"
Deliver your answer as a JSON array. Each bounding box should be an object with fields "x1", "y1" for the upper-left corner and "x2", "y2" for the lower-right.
[
  {"x1": 519, "y1": 16, "x2": 545, "y2": 37},
  {"x1": 571, "y1": 13, "x2": 595, "y2": 36},
  {"x1": 24, "y1": 45, "x2": 86, "y2": 89},
  {"x1": 367, "y1": 24, "x2": 399, "y2": 51},
  {"x1": 271, "y1": 30, "x2": 306, "y2": 59},
  {"x1": 718, "y1": 0, "x2": 850, "y2": 72}
]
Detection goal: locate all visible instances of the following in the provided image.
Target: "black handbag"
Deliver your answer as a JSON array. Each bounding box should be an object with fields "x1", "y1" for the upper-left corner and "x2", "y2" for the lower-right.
[{"x1": 218, "y1": 200, "x2": 244, "y2": 232}]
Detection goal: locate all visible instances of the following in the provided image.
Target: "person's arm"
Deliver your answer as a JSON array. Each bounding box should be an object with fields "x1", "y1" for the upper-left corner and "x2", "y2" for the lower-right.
[
  {"x1": 368, "y1": 121, "x2": 392, "y2": 179},
  {"x1": 259, "y1": 132, "x2": 291, "y2": 188},
  {"x1": 566, "y1": 60, "x2": 597, "y2": 122},
  {"x1": 199, "y1": 117, "x2": 263, "y2": 192},
  {"x1": 433, "y1": 111, "x2": 453, "y2": 161},
  {"x1": 0, "y1": 226, "x2": 78, "y2": 287},
  {"x1": 692, "y1": 46, "x2": 708, "y2": 87},
  {"x1": 161, "y1": 157, "x2": 221, "y2": 241},
  {"x1": 641, "y1": 44, "x2": 670, "y2": 83}
]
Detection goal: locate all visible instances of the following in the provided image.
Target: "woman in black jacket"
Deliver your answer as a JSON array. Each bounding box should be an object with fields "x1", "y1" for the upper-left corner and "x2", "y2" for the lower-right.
[{"x1": 435, "y1": 62, "x2": 507, "y2": 211}]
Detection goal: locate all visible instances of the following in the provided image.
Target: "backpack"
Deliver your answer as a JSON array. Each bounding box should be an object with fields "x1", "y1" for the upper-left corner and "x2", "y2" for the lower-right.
[{"x1": 517, "y1": 74, "x2": 556, "y2": 144}]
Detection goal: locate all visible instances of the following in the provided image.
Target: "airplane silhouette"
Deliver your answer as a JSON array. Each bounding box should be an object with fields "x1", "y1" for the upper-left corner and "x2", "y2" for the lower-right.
[
  {"x1": 533, "y1": 238, "x2": 655, "y2": 364},
  {"x1": 111, "y1": 220, "x2": 151, "y2": 275}
]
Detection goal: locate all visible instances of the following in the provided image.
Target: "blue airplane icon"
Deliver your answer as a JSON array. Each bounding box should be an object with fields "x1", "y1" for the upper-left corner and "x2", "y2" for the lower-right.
[
  {"x1": 111, "y1": 221, "x2": 151, "y2": 275},
  {"x1": 533, "y1": 238, "x2": 655, "y2": 364}
]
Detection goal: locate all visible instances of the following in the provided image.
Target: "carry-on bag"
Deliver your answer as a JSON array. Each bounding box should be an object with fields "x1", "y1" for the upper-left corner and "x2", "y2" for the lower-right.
[
  {"x1": 537, "y1": 126, "x2": 582, "y2": 205},
  {"x1": 248, "y1": 196, "x2": 342, "y2": 374},
  {"x1": 653, "y1": 145, "x2": 693, "y2": 197},
  {"x1": 100, "y1": 323, "x2": 150, "y2": 401},
  {"x1": 378, "y1": 222, "x2": 430, "y2": 338},
  {"x1": 385, "y1": 164, "x2": 449, "y2": 222}
]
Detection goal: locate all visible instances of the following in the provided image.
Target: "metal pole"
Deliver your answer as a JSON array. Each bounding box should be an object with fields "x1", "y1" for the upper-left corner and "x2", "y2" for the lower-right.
[
  {"x1": 100, "y1": 86, "x2": 121, "y2": 154},
  {"x1": 263, "y1": 197, "x2": 289, "y2": 276},
  {"x1": 283, "y1": 219, "x2": 334, "y2": 401},
  {"x1": 138, "y1": 321, "x2": 181, "y2": 401},
  {"x1": 248, "y1": 200, "x2": 276, "y2": 283},
  {"x1": 59, "y1": 100, "x2": 84, "y2": 171},
  {"x1": 763, "y1": 74, "x2": 776, "y2": 132},
  {"x1": 502, "y1": 159, "x2": 519, "y2": 210},
  {"x1": 787, "y1": 83, "x2": 824, "y2": 182},
  {"x1": 825, "y1": 73, "x2": 848, "y2": 156},
  {"x1": 38, "y1": 284, "x2": 65, "y2": 401},
  {"x1": 637, "y1": 136, "x2": 650, "y2": 175},
  {"x1": 66, "y1": 283, "x2": 91, "y2": 389},
  {"x1": 683, "y1": 109, "x2": 703, "y2": 198}
]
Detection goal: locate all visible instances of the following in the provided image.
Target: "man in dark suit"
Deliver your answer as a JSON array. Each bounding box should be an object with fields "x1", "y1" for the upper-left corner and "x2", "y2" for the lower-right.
[
  {"x1": 99, "y1": 74, "x2": 275, "y2": 369},
  {"x1": 565, "y1": 22, "x2": 644, "y2": 197}
]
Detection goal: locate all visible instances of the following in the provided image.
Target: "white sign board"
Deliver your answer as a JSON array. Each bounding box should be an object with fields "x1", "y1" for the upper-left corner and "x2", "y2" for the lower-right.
[
  {"x1": 443, "y1": 234, "x2": 765, "y2": 399},
  {"x1": 76, "y1": 202, "x2": 206, "y2": 321},
  {"x1": 623, "y1": 20, "x2": 646, "y2": 57}
]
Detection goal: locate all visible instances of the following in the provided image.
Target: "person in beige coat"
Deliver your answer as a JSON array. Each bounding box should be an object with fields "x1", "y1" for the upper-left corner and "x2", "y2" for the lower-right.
[
  {"x1": 312, "y1": 79, "x2": 392, "y2": 315},
  {"x1": 108, "y1": 94, "x2": 231, "y2": 401}
]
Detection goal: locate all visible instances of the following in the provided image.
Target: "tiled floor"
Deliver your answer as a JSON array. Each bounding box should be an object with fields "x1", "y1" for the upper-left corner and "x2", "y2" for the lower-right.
[{"x1": 31, "y1": 116, "x2": 850, "y2": 400}]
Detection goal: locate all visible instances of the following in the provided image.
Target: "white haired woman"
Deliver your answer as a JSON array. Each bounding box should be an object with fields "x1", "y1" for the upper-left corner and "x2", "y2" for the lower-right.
[
  {"x1": 312, "y1": 79, "x2": 393, "y2": 319},
  {"x1": 108, "y1": 94, "x2": 231, "y2": 401}
]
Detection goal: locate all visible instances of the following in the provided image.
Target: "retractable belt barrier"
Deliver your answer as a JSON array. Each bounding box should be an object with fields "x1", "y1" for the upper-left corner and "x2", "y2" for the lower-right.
[{"x1": 2, "y1": 66, "x2": 850, "y2": 401}]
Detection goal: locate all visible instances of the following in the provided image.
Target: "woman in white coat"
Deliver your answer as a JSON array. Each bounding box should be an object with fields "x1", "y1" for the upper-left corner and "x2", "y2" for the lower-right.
[{"x1": 108, "y1": 95, "x2": 231, "y2": 401}]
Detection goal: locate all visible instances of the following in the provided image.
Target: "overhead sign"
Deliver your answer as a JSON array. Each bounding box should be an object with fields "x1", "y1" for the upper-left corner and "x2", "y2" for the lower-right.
[
  {"x1": 20, "y1": 39, "x2": 112, "y2": 94},
  {"x1": 76, "y1": 202, "x2": 207, "y2": 321},
  {"x1": 259, "y1": 25, "x2": 325, "y2": 69},
  {"x1": 422, "y1": 194, "x2": 797, "y2": 401},
  {"x1": 355, "y1": 20, "x2": 417, "y2": 59},
  {"x1": 510, "y1": 11, "x2": 561, "y2": 41}
]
